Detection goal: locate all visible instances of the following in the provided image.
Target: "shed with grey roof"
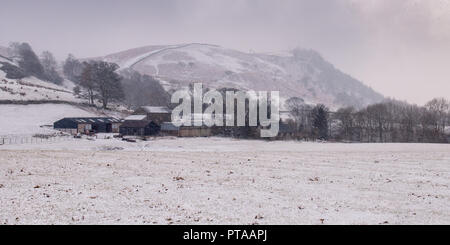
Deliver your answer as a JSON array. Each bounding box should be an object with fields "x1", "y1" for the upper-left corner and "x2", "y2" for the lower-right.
[
  {"x1": 119, "y1": 119, "x2": 160, "y2": 137},
  {"x1": 133, "y1": 106, "x2": 171, "y2": 124},
  {"x1": 53, "y1": 117, "x2": 122, "y2": 135}
]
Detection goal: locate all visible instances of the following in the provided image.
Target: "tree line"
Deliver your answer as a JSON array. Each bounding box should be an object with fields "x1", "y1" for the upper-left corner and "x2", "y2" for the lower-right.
[{"x1": 285, "y1": 97, "x2": 450, "y2": 143}]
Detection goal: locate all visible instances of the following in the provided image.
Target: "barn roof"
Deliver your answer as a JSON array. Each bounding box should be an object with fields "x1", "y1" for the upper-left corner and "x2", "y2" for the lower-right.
[
  {"x1": 140, "y1": 106, "x2": 171, "y2": 114},
  {"x1": 58, "y1": 117, "x2": 122, "y2": 124},
  {"x1": 125, "y1": 115, "x2": 147, "y2": 121},
  {"x1": 121, "y1": 120, "x2": 156, "y2": 128}
]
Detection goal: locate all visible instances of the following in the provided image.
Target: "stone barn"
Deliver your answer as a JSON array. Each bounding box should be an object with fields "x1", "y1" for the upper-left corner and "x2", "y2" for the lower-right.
[
  {"x1": 132, "y1": 106, "x2": 171, "y2": 124},
  {"x1": 160, "y1": 118, "x2": 213, "y2": 137}
]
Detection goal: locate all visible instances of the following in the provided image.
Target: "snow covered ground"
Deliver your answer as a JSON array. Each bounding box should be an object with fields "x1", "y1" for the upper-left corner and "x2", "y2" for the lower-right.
[{"x1": 0, "y1": 137, "x2": 449, "y2": 225}]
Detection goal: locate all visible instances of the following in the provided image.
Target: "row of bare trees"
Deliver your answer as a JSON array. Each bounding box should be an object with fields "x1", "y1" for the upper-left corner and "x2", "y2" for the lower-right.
[
  {"x1": 285, "y1": 97, "x2": 330, "y2": 140},
  {"x1": 286, "y1": 97, "x2": 450, "y2": 143}
]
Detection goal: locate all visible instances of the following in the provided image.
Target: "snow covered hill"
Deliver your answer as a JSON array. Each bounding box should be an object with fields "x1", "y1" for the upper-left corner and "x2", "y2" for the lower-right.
[{"x1": 97, "y1": 43, "x2": 384, "y2": 108}]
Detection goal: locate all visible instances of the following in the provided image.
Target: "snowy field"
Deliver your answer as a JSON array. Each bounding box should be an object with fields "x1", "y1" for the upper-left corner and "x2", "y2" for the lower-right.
[
  {"x1": 0, "y1": 104, "x2": 126, "y2": 136},
  {"x1": 0, "y1": 104, "x2": 97, "y2": 136},
  {"x1": 0, "y1": 137, "x2": 449, "y2": 225}
]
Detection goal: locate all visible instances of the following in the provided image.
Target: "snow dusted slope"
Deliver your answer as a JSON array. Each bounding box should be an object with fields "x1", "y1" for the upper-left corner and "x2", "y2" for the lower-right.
[
  {"x1": 0, "y1": 74, "x2": 82, "y2": 102},
  {"x1": 0, "y1": 104, "x2": 98, "y2": 136},
  {"x1": 98, "y1": 43, "x2": 383, "y2": 108},
  {"x1": 0, "y1": 56, "x2": 82, "y2": 102},
  {"x1": 0, "y1": 45, "x2": 10, "y2": 57}
]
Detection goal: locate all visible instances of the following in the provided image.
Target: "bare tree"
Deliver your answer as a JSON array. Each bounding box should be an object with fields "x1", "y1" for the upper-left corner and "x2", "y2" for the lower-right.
[
  {"x1": 91, "y1": 61, "x2": 124, "y2": 109},
  {"x1": 79, "y1": 61, "x2": 124, "y2": 108},
  {"x1": 40, "y1": 51, "x2": 63, "y2": 84},
  {"x1": 79, "y1": 61, "x2": 96, "y2": 105},
  {"x1": 353, "y1": 110, "x2": 367, "y2": 142},
  {"x1": 63, "y1": 54, "x2": 83, "y2": 83},
  {"x1": 397, "y1": 104, "x2": 420, "y2": 142},
  {"x1": 366, "y1": 103, "x2": 391, "y2": 142},
  {"x1": 285, "y1": 97, "x2": 305, "y2": 131},
  {"x1": 425, "y1": 98, "x2": 449, "y2": 136},
  {"x1": 336, "y1": 107, "x2": 355, "y2": 141}
]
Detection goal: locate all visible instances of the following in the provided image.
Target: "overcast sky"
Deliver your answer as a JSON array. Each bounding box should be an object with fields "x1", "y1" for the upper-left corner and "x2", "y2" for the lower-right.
[{"x1": 1, "y1": 0, "x2": 449, "y2": 105}]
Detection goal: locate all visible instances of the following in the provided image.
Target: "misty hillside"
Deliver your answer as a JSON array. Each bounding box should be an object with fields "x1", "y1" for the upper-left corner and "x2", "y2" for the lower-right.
[
  {"x1": 97, "y1": 43, "x2": 384, "y2": 108},
  {"x1": 0, "y1": 45, "x2": 10, "y2": 57}
]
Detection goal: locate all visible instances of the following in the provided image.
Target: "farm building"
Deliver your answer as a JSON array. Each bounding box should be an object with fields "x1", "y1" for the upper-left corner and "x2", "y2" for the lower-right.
[
  {"x1": 160, "y1": 122, "x2": 180, "y2": 136},
  {"x1": 125, "y1": 108, "x2": 213, "y2": 137},
  {"x1": 179, "y1": 116, "x2": 213, "y2": 137},
  {"x1": 160, "y1": 119, "x2": 214, "y2": 137},
  {"x1": 132, "y1": 106, "x2": 171, "y2": 124},
  {"x1": 119, "y1": 115, "x2": 160, "y2": 137},
  {"x1": 177, "y1": 115, "x2": 214, "y2": 137},
  {"x1": 160, "y1": 122, "x2": 213, "y2": 137},
  {"x1": 179, "y1": 125, "x2": 212, "y2": 137},
  {"x1": 53, "y1": 117, "x2": 122, "y2": 135}
]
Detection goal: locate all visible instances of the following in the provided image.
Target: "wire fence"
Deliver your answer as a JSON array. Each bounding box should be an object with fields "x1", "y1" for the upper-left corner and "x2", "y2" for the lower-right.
[{"x1": 0, "y1": 135, "x2": 75, "y2": 145}]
